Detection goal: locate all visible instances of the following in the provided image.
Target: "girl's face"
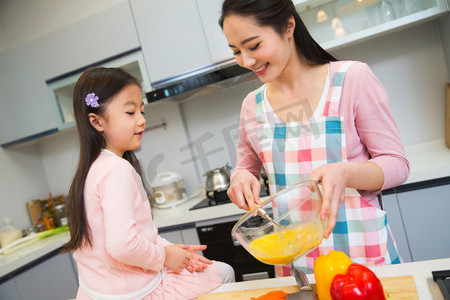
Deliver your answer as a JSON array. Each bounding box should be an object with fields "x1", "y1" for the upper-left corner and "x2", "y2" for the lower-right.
[
  {"x1": 90, "y1": 84, "x2": 146, "y2": 157},
  {"x1": 223, "y1": 14, "x2": 295, "y2": 82}
]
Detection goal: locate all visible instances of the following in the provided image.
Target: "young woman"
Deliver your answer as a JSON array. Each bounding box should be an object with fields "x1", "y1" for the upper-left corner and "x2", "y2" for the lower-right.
[
  {"x1": 63, "y1": 67, "x2": 234, "y2": 299},
  {"x1": 219, "y1": 0, "x2": 409, "y2": 275}
]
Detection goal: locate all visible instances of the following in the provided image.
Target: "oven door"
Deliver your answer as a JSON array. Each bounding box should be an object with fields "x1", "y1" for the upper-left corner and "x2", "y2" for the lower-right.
[{"x1": 196, "y1": 219, "x2": 275, "y2": 282}]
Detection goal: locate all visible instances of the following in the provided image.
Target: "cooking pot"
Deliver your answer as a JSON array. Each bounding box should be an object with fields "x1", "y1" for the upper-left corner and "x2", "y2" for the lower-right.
[
  {"x1": 203, "y1": 163, "x2": 231, "y2": 198},
  {"x1": 151, "y1": 172, "x2": 188, "y2": 209}
]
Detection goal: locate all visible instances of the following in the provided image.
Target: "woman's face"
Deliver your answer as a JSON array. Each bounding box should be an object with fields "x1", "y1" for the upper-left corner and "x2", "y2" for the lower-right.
[{"x1": 223, "y1": 14, "x2": 295, "y2": 83}]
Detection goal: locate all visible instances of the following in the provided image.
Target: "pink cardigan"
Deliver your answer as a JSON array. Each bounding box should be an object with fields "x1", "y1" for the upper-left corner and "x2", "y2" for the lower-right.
[
  {"x1": 233, "y1": 61, "x2": 410, "y2": 198},
  {"x1": 74, "y1": 151, "x2": 221, "y2": 299}
]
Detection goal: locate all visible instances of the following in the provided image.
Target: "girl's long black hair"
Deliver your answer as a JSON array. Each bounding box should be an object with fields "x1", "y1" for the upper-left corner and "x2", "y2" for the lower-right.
[
  {"x1": 219, "y1": 0, "x2": 337, "y2": 65},
  {"x1": 62, "y1": 67, "x2": 146, "y2": 252}
]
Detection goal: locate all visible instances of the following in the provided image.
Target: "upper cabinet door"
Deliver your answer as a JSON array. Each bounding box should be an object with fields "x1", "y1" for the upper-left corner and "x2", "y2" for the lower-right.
[
  {"x1": 36, "y1": 1, "x2": 140, "y2": 80},
  {"x1": 130, "y1": 0, "x2": 212, "y2": 84},
  {"x1": 196, "y1": 0, "x2": 234, "y2": 64},
  {"x1": 0, "y1": 42, "x2": 58, "y2": 146}
]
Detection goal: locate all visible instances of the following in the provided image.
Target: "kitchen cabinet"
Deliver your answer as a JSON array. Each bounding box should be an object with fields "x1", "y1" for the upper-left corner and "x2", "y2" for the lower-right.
[
  {"x1": 159, "y1": 225, "x2": 203, "y2": 253},
  {"x1": 47, "y1": 50, "x2": 151, "y2": 130},
  {"x1": 382, "y1": 193, "x2": 412, "y2": 262},
  {"x1": 296, "y1": 0, "x2": 449, "y2": 51},
  {"x1": 0, "y1": 41, "x2": 58, "y2": 147},
  {"x1": 196, "y1": 0, "x2": 234, "y2": 64},
  {"x1": 0, "y1": 252, "x2": 78, "y2": 300},
  {"x1": 396, "y1": 183, "x2": 450, "y2": 261},
  {"x1": 130, "y1": 0, "x2": 212, "y2": 84},
  {"x1": 35, "y1": 1, "x2": 140, "y2": 80},
  {"x1": 159, "y1": 228, "x2": 184, "y2": 244},
  {"x1": 0, "y1": 278, "x2": 19, "y2": 300}
]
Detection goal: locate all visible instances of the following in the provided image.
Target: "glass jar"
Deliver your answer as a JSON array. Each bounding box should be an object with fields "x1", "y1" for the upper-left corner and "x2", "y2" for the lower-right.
[{"x1": 54, "y1": 204, "x2": 68, "y2": 227}]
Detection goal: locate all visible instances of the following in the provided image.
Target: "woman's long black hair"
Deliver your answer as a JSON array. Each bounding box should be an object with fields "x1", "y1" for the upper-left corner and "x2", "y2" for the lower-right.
[
  {"x1": 62, "y1": 67, "x2": 146, "y2": 252},
  {"x1": 219, "y1": 0, "x2": 337, "y2": 65}
]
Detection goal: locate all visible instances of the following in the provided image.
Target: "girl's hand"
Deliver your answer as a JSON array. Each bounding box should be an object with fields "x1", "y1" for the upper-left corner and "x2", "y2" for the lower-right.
[
  {"x1": 309, "y1": 162, "x2": 349, "y2": 239},
  {"x1": 227, "y1": 170, "x2": 261, "y2": 211},
  {"x1": 178, "y1": 244, "x2": 213, "y2": 273},
  {"x1": 163, "y1": 244, "x2": 194, "y2": 273}
]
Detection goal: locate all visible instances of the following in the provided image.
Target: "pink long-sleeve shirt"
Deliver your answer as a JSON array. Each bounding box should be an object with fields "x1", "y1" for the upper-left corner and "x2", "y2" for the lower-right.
[
  {"x1": 74, "y1": 151, "x2": 221, "y2": 299},
  {"x1": 74, "y1": 151, "x2": 171, "y2": 296},
  {"x1": 233, "y1": 61, "x2": 410, "y2": 198}
]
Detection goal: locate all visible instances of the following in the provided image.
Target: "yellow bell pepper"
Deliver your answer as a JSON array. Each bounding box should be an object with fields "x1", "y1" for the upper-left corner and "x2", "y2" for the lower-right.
[{"x1": 314, "y1": 250, "x2": 352, "y2": 300}]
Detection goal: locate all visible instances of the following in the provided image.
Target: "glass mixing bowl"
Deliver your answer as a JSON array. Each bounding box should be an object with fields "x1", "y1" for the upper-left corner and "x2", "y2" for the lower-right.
[{"x1": 231, "y1": 180, "x2": 325, "y2": 266}]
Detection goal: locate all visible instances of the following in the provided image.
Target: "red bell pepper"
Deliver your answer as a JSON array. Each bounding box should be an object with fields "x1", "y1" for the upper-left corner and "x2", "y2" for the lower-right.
[{"x1": 330, "y1": 264, "x2": 386, "y2": 300}]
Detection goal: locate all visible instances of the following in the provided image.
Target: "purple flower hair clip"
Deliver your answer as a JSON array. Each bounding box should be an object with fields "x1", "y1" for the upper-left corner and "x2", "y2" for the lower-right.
[{"x1": 85, "y1": 93, "x2": 99, "y2": 108}]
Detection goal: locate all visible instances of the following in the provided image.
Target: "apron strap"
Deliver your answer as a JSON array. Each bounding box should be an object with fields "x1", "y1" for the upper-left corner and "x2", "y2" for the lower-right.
[{"x1": 323, "y1": 61, "x2": 355, "y2": 117}]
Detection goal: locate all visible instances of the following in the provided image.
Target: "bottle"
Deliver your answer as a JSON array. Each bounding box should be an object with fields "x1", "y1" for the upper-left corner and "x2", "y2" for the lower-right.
[
  {"x1": 0, "y1": 218, "x2": 23, "y2": 248},
  {"x1": 54, "y1": 204, "x2": 68, "y2": 227},
  {"x1": 380, "y1": 0, "x2": 397, "y2": 22},
  {"x1": 42, "y1": 203, "x2": 56, "y2": 230}
]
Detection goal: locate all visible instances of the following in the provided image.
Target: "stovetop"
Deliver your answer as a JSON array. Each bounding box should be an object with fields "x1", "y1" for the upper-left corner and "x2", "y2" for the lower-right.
[
  {"x1": 189, "y1": 188, "x2": 270, "y2": 211},
  {"x1": 433, "y1": 269, "x2": 450, "y2": 300}
]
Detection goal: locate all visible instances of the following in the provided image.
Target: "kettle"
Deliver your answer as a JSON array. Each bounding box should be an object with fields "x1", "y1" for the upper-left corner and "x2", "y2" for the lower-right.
[{"x1": 203, "y1": 163, "x2": 232, "y2": 198}]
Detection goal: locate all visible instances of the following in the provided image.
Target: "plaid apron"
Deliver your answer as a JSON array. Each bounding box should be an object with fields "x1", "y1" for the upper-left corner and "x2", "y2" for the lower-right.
[{"x1": 252, "y1": 61, "x2": 401, "y2": 275}]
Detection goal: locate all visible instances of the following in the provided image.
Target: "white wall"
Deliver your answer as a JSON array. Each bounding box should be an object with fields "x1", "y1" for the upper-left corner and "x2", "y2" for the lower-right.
[
  {"x1": 331, "y1": 20, "x2": 449, "y2": 145},
  {"x1": 180, "y1": 79, "x2": 259, "y2": 176},
  {"x1": 0, "y1": 146, "x2": 50, "y2": 230}
]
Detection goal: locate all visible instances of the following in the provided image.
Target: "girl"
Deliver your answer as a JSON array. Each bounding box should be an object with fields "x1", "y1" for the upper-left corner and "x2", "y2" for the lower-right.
[
  {"x1": 219, "y1": 0, "x2": 410, "y2": 275},
  {"x1": 63, "y1": 67, "x2": 234, "y2": 299}
]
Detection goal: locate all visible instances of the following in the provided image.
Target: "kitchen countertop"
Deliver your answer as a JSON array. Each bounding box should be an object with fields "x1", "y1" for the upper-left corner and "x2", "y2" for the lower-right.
[
  {"x1": 0, "y1": 231, "x2": 69, "y2": 279},
  {"x1": 152, "y1": 194, "x2": 258, "y2": 229},
  {"x1": 208, "y1": 258, "x2": 450, "y2": 300},
  {"x1": 403, "y1": 139, "x2": 450, "y2": 184}
]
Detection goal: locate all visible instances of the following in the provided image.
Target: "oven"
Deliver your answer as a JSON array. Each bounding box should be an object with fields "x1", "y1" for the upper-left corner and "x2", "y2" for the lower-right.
[{"x1": 196, "y1": 216, "x2": 275, "y2": 282}]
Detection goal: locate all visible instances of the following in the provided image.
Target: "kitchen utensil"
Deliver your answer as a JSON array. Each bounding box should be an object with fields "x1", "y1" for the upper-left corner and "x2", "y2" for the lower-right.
[
  {"x1": 286, "y1": 267, "x2": 318, "y2": 299},
  {"x1": 26, "y1": 200, "x2": 43, "y2": 226},
  {"x1": 232, "y1": 180, "x2": 325, "y2": 266},
  {"x1": 151, "y1": 172, "x2": 188, "y2": 209},
  {"x1": 257, "y1": 207, "x2": 286, "y2": 232},
  {"x1": 197, "y1": 275, "x2": 418, "y2": 299},
  {"x1": 260, "y1": 167, "x2": 269, "y2": 194},
  {"x1": 203, "y1": 163, "x2": 232, "y2": 198}
]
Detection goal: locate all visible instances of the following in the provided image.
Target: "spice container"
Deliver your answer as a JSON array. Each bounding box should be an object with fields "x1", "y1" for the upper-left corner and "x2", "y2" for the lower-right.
[
  {"x1": 54, "y1": 204, "x2": 68, "y2": 227},
  {"x1": 0, "y1": 218, "x2": 23, "y2": 248}
]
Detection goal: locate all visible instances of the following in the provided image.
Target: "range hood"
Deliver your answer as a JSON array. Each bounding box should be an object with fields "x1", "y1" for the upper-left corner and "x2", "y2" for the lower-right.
[{"x1": 146, "y1": 59, "x2": 256, "y2": 102}]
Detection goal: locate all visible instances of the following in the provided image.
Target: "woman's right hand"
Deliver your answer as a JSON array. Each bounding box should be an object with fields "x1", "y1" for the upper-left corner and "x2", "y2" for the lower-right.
[
  {"x1": 227, "y1": 170, "x2": 261, "y2": 211},
  {"x1": 163, "y1": 244, "x2": 194, "y2": 273}
]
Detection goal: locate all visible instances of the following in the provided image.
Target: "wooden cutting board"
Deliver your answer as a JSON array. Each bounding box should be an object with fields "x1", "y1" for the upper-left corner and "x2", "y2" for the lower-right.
[{"x1": 198, "y1": 275, "x2": 418, "y2": 299}]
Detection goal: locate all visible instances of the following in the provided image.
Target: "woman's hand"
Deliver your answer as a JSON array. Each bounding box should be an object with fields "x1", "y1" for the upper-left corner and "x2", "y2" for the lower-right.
[
  {"x1": 178, "y1": 244, "x2": 213, "y2": 273},
  {"x1": 163, "y1": 244, "x2": 194, "y2": 273},
  {"x1": 309, "y1": 162, "x2": 349, "y2": 239},
  {"x1": 309, "y1": 161, "x2": 384, "y2": 239},
  {"x1": 227, "y1": 170, "x2": 261, "y2": 211}
]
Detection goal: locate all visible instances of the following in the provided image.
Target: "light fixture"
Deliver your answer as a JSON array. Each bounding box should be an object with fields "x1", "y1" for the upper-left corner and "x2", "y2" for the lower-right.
[
  {"x1": 331, "y1": 17, "x2": 347, "y2": 38},
  {"x1": 331, "y1": 17, "x2": 343, "y2": 30},
  {"x1": 316, "y1": 9, "x2": 329, "y2": 22}
]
